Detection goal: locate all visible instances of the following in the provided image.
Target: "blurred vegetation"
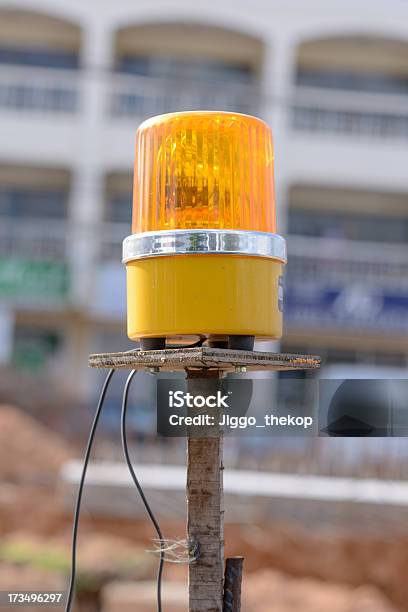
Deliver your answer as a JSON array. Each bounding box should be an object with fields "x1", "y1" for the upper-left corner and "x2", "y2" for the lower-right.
[{"x1": 0, "y1": 536, "x2": 152, "y2": 593}]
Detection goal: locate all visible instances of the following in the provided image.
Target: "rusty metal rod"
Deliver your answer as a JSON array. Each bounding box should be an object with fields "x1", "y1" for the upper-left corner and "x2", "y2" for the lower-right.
[{"x1": 223, "y1": 556, "x2": 244, "y2": 612}]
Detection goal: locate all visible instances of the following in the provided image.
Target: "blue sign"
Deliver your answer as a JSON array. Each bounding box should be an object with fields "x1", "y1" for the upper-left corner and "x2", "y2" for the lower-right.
[{"x1": 285, "y1": 282, "x2": 408, "y2": 332}]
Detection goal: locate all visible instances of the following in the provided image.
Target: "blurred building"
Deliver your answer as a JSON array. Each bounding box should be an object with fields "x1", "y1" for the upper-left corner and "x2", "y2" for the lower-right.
[{"x1": 0, "y1": 0, "x2": 408, "y2": 400}]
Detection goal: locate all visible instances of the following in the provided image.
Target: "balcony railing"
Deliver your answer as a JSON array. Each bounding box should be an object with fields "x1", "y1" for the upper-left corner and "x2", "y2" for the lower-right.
[
  {"x1": 0, "y1": 219, "x2": 68, "y2": 260},
  {"x1": 287, "y1": 235, "x2": 408, "y2": 288},
  {"x1": 0, "y1": 64, "x2": 79, "y2": 113},
  {"x1": 292, "y1": 86, "x2": 408, "y2": 139},
  {"x1": 110, "y1": 73, "x2": 258, "y2": 119},
  {"x1": 3, "y1": 64, "x2": 407, "y2": 142}
]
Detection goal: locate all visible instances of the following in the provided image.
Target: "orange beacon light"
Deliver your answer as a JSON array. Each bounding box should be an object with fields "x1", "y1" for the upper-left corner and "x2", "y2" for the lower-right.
[{"x1": 123, "y1": 111, "x2": 286, "y2": 350}]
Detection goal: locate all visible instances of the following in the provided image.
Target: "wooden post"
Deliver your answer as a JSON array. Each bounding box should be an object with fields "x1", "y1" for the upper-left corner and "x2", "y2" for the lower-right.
[{"x1": 186, "y1": 369, "x2": 224, "y2": 612}]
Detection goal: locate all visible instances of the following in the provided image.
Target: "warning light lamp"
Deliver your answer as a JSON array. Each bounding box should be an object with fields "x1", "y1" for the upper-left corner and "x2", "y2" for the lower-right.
[{"x1": 123, "y1": 111, "x2": 287, "y2": 350}]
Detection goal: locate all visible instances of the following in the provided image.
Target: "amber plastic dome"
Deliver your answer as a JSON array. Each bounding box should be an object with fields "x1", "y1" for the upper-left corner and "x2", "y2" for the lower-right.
[{"x1": 132, "y1": 111, "x2": 276, "y2": 234}]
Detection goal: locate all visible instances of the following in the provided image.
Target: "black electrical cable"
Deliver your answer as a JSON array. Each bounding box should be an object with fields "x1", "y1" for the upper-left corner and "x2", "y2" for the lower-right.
[
  {"x1": 121, "y1": 369, "x2": 164, "y2": 612},
  {"x1": 65, "y1": 341, "x2": 201, "y2": 612},
  {"x1": 64, "y1": 367, "x2": 115, "y2": 612}
]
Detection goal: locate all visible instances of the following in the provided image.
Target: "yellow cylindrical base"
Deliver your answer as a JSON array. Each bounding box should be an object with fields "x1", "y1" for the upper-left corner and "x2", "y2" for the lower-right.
[{"x1": 126, "y1": 254, "x2": 283, "y2": 341}]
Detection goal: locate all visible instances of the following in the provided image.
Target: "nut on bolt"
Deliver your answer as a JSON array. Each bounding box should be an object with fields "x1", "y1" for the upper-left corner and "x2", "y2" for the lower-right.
[{"x1": 148, "y1": 367, "x2": 160, "y2": 374}]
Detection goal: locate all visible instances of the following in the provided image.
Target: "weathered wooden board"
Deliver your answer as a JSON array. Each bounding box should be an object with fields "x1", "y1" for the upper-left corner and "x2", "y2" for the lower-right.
[
  {"x1": 186, "y1": 371, "x2": 224, "y2": 612},
  {"x1": 89, "y1": 346, "x2": 321, "y2": 372}
]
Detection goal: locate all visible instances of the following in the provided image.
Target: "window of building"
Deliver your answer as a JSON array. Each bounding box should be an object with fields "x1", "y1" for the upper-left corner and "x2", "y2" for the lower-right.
[
  {"x1": 0, "y1": 47, "x2": 79, "y2": 70},
  {"x1": 105, "y1": 192, "x2": 132, "y2": 224},
  {"x1": 0, "y1": 187, "x2": 68, "y2": 219},
  {"x1": 117, "y1": 54, "x2": 253, "y2": 85},
  {"x1": 12, "y1": 324, "x2": 63, "y2": 372},
  {"x1": 297, "y1": 69, "x2": 408, "y2": 95},
  {"x1": 296, "y1": 36, "x2": 408, "y2": 96},
  {"x1": 288, "y1": 209, "x2": 408, "y2": 243},
  {"x1": 104, "y1": 173, "x2": 132, "y2": 225}
]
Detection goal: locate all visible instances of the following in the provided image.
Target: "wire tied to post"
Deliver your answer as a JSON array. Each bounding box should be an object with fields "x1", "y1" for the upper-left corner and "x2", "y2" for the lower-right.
[{"x1": 148, "y1": 537, "x2": 200, "y2": 564}]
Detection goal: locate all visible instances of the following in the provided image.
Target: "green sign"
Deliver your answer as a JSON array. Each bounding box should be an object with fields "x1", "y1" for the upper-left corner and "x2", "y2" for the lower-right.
[{"x1": 0, "y1": 257, "x2": 69, "y2": 301}]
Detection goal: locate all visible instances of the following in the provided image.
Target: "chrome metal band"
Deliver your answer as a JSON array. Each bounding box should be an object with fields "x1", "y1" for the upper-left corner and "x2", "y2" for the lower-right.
[{"x1": 122, "y1": 229, "x2": 287, "y2": 263}]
